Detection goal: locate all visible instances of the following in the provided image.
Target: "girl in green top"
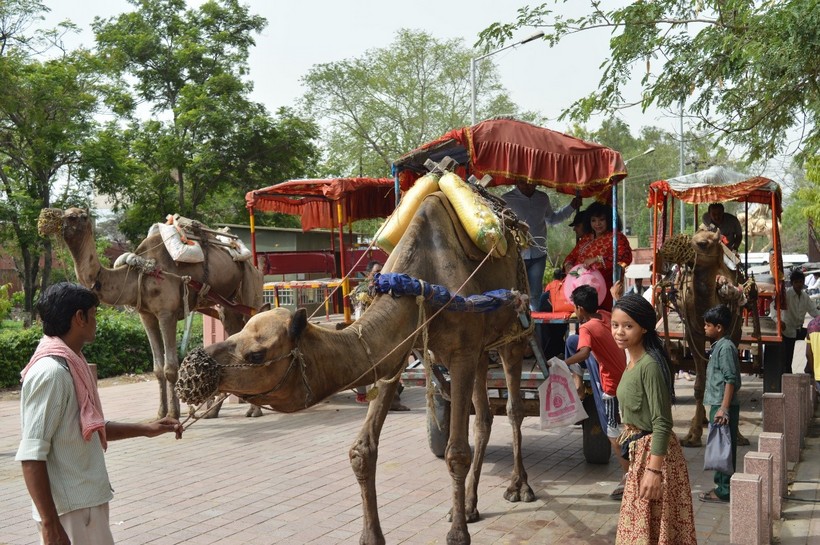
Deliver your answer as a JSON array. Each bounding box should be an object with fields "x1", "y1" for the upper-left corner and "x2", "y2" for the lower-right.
[{"x1": 611, "y1": 294, "x2": 697, "y2": 545}]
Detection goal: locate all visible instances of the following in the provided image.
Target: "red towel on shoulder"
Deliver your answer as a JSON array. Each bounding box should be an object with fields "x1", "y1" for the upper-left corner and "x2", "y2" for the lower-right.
[{"x1": 21, "y1": 336, "x2": 107, "y2": 449}]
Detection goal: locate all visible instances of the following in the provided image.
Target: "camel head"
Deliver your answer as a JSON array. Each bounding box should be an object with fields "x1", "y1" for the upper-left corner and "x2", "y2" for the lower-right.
[
  {"x1": 176, "y1": 306, "x2": 312, "y2": 410},
  {"x1": 691, "y1": 228, "x2": 723, "y2": 264},
  {"x1": 60, "y1": 208, "x2": 94, "y2": 245}
]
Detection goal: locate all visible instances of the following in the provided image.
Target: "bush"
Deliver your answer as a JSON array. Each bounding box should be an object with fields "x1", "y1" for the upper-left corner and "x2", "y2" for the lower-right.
[{"x1": 0, "y1": 284, "x2": 12, "y2": 320}]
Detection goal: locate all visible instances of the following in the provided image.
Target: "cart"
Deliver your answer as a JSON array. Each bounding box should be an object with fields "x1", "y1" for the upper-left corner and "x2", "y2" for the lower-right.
[
  {"x1": 646, "y1": 167, "x2": 785, "y2": 392},
  {"x1": 245, "y1": 177, "x2": 394, "y2": 323},
  {"x1": 393, "y1": 118, "x2": 627, "y2": 463}
]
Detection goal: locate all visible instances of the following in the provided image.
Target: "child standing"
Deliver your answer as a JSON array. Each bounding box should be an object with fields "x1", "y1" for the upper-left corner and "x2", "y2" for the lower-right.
[
  {"x1": 612, "y1": 294, "x2": 696, "y2": 545},
  {"x1": 564, "y1": 285, "x2": 628, "y2": 499},
  {"x1": 699, "y1": 304, "x2": 741, "y2": 503}
]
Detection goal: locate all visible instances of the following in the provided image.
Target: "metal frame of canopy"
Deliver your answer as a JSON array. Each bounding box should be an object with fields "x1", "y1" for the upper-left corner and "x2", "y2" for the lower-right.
[
  {"x1": 245, "y1": 177, "x2": 395, "y2": 322},
  {"x1": 392, "y1": 118, "x2": 629, "y2": 282},
  {"x1": 647, "y1": 166, "x2": 784, "y2": 341}
]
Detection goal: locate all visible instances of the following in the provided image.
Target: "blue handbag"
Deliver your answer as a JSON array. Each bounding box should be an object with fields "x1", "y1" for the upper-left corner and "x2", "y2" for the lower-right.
[{"x1": 703, "y1": 423, "x2": 734, "y2": 475}]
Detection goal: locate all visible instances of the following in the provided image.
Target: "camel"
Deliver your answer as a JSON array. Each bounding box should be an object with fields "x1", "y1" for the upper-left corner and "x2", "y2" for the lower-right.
[
  {"x1": 737, "y1": 205, "x2": 777, "y2": 252},
  {"x1": 52, "y1": 208, "x2": 264, "y2": 419},
  {"x1": 178, "y1": 191, "x2": 533, "y2": 545},
  {"x1": 669, "y1": 229, "x2": 744, "y2": 447}
]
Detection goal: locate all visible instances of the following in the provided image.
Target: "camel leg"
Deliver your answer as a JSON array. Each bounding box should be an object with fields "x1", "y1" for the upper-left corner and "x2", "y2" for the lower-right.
[
  {"x1": 349, "y1": 372, "x2": 401, "y2": 545},
  {"x1": 443, "y1": 354, "x2": 476, "y2": 545},
  {"x1": 497, "y1": 342, "x2": 534, "y2": 503},
  {"x1": 462, "y1": 353, "x2": 492, "y2": 523},
  {"x1": 682, "y1": 355, "x2": 707, "y2": 447},
  {"x1": 140, "y1": 312, "x2": 170, "y2": 419},
  {"x1": 158, "y1": 312, "x2": 181, "y2": 420}
]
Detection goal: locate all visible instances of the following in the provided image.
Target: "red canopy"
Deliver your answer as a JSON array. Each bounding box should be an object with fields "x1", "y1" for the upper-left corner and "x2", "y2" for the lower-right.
[
  {"x1": 393, "y1": 119, "x2": 626, "y2": 196},
  {"x1": 246, "y1": 177, "x2": 395, "y2": 231},
  {"x1": 647, "y1": 167, "x2": 782, "y2": 217}
]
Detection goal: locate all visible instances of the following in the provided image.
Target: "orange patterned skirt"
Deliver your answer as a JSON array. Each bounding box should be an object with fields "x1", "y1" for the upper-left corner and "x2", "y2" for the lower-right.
[{"x1": 615, "y1": 434, "x2": 698, "y2": 545}]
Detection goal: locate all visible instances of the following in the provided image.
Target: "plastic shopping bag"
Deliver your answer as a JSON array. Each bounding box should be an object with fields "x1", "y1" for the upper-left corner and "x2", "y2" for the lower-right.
[
  {"x1": 538, "y1": 357, "x2": 588, "y2": 429},
  {"x1": 703, "y1": 423, "x2": 734, "y2": 474}
]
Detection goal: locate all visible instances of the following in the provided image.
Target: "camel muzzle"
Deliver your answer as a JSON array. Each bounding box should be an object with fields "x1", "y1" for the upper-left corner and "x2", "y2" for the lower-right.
[{"x1": 176, "y1": 347, "x2": 222, "y2": 405}]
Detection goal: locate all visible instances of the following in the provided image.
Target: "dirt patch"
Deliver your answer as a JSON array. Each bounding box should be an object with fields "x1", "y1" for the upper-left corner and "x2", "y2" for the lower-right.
[{"x1": 0, "y1": 372, "x2": 155, "y2": 403}]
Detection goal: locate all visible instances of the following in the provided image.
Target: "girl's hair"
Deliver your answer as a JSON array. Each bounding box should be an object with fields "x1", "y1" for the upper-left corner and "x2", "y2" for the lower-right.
[
  {"x1": 582, "y1": 201, "x2": 623, "y2": 233},
  {"x1": 613, "y1": 293, "x2": 675, "y2": 401}
]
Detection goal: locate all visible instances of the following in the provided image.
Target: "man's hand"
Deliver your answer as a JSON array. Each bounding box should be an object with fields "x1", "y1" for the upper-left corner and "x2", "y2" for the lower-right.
[
  {"x1": 148, "y1": 417, "x2": 183, "y2": 439},
  {"x1": 611, "y1": 280, "x2": 624, "y2": 302}
]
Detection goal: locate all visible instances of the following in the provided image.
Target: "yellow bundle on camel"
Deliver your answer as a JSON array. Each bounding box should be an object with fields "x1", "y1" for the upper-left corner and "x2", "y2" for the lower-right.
[
  {"x1": 438, "y1": 172, "x2": 507, "y2": 257},
  {"x1": 375, "y1": 172, "x2": 440, "y2": 253}
]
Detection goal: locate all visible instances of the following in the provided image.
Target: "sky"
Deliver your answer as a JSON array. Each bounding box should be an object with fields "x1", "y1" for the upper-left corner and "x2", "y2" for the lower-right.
[{"x1": 42, "y1": 0, "x2": 678, "y2": 139}]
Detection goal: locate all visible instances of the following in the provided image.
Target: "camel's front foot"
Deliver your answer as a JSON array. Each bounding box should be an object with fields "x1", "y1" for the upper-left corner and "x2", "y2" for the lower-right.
[
  {"x1": 737, "y1": 429, "x2": 750, "y2": 446},
  {"x1": 245, "y1": 404, "x2": 263, "y2": 417},
  {"x1": 202, "y1": 398, "x2": 223, "y2": 419},
  {"x1": 447, "y1": 526, "x2": 471, "y2": 545},
  {"x1": 680, "y1": 428, "x2": 703, "y2": 448},
  {"x1": 504, "y1": 483, "x2": 536, "y2": 503},
  {"x1": 358, "y1": 529, "x2": 385, "y2": 545}
]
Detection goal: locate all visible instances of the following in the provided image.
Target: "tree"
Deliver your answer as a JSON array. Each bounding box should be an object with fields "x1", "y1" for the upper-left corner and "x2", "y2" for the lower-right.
[
  {"x1": 0, "y1": 2, "x2": 103, "y2": 321},
  {"x1": 90, "y1": 0, "x2": 319, "y2": 240},
  {"x1": 301, "y1": 28, "x2": 538, "y2": 178},
  {"x1": 479, "y1": 1, "x2": 820, "y2": 164}
]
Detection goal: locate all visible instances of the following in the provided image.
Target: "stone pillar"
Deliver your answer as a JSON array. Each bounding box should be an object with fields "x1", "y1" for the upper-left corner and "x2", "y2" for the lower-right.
[
  {"x1": 87, "y1": 363, "x2": 98, "y2": 382},
  {"x1": 758, "y1": 432, "x2": 785, "y2": 517},
  {"x1": 730, "y1": 473, "x2": 763, "y2": 545},
  {"x1": 782, "y1": 374, "x2": 803, "y2": 462},
  {"x1": 744, "y1": 452, "x2": 773, "y2": 544},
  {"x1": 762, "y1": 392, "x2": 785, "y2": 434}
]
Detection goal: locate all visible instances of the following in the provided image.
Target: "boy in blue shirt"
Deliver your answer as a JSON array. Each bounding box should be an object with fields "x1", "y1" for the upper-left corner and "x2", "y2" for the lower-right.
[{"x1": 699, "y1": 304, "x2": 741, "y2": 503}]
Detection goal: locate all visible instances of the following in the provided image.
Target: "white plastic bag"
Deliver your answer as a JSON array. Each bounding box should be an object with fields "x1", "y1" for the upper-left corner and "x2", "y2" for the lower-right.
[{"x1": 539, "y1": 357, "x2": 588, "y2": 429}]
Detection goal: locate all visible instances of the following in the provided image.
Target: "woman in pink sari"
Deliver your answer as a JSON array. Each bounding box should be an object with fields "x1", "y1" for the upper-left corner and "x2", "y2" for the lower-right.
[{"x1": 563, "y1": 202, "x2": 632, "y2": 310}]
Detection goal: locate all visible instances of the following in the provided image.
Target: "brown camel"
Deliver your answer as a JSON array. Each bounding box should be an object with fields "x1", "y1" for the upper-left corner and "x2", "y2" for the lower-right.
[
  {"x1": 53, "y1": 208, "x2": 264, "y2": 419},
  {"x1": 178, "y1": 192, "x2": 533, "y2": 545},
  {"x1": 674, "y1": 229, "x2": 743, "y2": 447}
]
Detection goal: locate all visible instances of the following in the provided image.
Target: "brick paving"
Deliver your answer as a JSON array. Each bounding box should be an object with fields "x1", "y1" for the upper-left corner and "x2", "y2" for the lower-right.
[{"x1": 1, "y1": 371, "x2": 817, "y2": 544}]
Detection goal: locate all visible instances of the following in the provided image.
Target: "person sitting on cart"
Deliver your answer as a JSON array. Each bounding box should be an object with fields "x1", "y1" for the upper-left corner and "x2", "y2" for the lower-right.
[
  {"x1": 701, "y1": 203, "x2": 743, "y2": 251},
  {"x1": 563, "y1": 284, "x2": 629, "y2": 500},
  {"x1": 563, "y1": 202, "x2": 632, "y2": 310}
]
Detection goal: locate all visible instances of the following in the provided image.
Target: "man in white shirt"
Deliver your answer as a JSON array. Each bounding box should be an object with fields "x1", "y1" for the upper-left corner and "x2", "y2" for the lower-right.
[
  {"x1": 778, "y1": 269, "x2": 820, "y2": 386},
  {"x1": 502, "y1": 180, "x2": 580, "y2": 309},
  {"x1": 16, "y1": 283, "x2": 183, "y2": 545}
]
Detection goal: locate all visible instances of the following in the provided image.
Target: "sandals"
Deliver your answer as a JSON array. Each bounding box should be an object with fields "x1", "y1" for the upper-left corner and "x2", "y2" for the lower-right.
[
  {"x1": 698, "y1": 490, "x2": 729, "y2": 504},
  {"x1": 609, "y1": 473, "x2": 627, "y2": 500}
]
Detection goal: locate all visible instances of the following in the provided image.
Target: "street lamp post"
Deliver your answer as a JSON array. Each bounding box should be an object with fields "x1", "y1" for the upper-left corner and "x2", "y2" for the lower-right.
[
  {"x1": 621, "y1": 147, "x2": 655, "y2": 234},
  {"x1": 470, "y1": 31, "x2": 544, "y2": 125}
]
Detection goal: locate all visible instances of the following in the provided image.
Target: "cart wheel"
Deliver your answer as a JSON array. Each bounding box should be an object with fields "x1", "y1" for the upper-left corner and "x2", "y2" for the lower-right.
[
  {"x1": 582, "y1": 395, "x2": 611, "y2": 464},
  {"x1": 427, "y1": 393, "x2": 450, "y2": 458}
]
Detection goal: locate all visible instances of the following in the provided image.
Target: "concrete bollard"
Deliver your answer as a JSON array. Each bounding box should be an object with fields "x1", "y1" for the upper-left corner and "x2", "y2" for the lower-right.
[
  {"x1": 758, "y1": 432, "x2": 786, "y2": 517},
  {"x1": 762, "y1": 392, "x2": 785, "y2": 434},
  {"x1": 744, "y1": 452, "x2": 773, "y2": 544},
  {"x1": 730, "y1": 473, "x2": 763, "y2": 545},
  {"x1": 782, "y1": 374, "x2": 803, "y2": 463},
  {"x1": 87, "y1": 363, "x2": 98, "y2": 382}
]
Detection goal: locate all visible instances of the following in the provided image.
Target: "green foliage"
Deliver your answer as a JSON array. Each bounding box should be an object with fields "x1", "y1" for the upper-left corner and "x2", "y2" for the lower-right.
[
  {"x1": 480, "y1": 1, "x2": 820, "y2": 164},
  {"x1": 0, "y1": 284, "x2": 12, "y2": 320},
  {"x1": 301, "y1": 28, "x2": 537, "y2": 178},
  {"x1": 89, "y1": 1, "x2": 320, "y2": 242},
  {"x1": 0, "y1": 308, "x2": 155, "y2": 388}
]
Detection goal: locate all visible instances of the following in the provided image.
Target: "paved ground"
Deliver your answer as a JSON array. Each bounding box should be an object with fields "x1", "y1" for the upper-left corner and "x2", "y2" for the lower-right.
[{"x1": 1, "y1": 369, "x2": 817, "y2": 544}]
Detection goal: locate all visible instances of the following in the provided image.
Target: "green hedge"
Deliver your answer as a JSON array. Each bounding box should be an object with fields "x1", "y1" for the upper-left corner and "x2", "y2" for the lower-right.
[{"x1": 0, "y1": 309, "x2": 204, "y2": 389}]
